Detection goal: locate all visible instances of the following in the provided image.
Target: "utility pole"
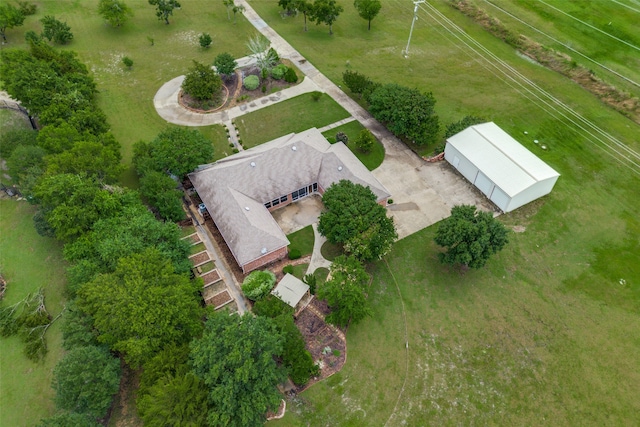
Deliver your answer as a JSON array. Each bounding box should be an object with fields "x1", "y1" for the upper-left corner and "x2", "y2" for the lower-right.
[{"x1": 402, "y1": 0, "x2": 425, "y2": 58}]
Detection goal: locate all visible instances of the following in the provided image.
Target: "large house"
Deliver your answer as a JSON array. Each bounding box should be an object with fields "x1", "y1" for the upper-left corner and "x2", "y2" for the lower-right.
[{"x1": 189, "y1": 127, "x2": 390, "y2": 273}]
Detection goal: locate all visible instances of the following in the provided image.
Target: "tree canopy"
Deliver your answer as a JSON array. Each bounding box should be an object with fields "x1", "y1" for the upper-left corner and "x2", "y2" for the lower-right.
[
  {"x1": 434, "y1": 205, "x2": 509, "y2": 269},
  {"x1": 40, "y1": 15, "x2": 73, "y2": 44},
  {"x1": 37, "y1": 412, "x2": 101, "y2": 427},
  {"x1": 0, "y1": 4, "x2": 26, "y2": 43},
  {"x1": 310, "y1": 0, "x2": 343, "y2": 35},
  {"x1": 52, "y1": 345, "x2": 121, "y2": 419},
  {"x1": 190, "y1": 313, "x2": 285, "y2": 427},
  {"x1": 148, "y1": 0, "x2": 180, "y2": 24},
  {"x1": 213, "y1": 52, "x2": 237, "y2": 77},
  {"x1": 318, "y1": 180, "x2": 396, "y2": 261},
  {"x1": 77, "y1": 249, "x2": 203, "y2": 367},
  {"x1": 181, "y1": 60, "x2": 222, "y2": 102},
  {"x1": 353, "y1": 0, "x2": 381, "y2": 30},
  {"x1": 98, "y1": 0, "x2": 133, "y2": 27},
  {"x1": 444, "y1": 115, "x2": 486, "y2": 139},
  {"x1": 241, "y1": 270, "x2": 277, "y2": 301},
  {"x1": 367, "y1": 83, "x2": 440, "y2": 145},
  {"x1": 139, "y1": 170, "x2": 185, "y2": 222},
  {"x1": 133, "y1": 127, "x2": 214, "y2": 179},
  {"x1": 317, "y1": 255, "x2": 372, "y2": 327}
]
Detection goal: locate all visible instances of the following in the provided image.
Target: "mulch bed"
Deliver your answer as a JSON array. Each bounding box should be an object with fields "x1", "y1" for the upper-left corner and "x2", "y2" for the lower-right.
[
  {"x1": 294, "y1": 299, "x2": 347, "y2": 393},
  {"x1": 202, "y1": 282, "x2": 227, "y2": 301},
  {"x1": 189, "y1": 251, "x2": 211, "y2": 267},
  {"x1": 205, "y1": 290, "x2": 233, "y2": 309},
  {"x1": 200, "y1": 269, "x2": 221, "y2": 285}
]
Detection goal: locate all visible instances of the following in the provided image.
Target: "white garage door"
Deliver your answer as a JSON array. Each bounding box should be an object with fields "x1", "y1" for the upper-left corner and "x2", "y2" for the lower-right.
[
  {"x1": 490, "y1": 186, "x2": 510, "y2": 211},
  {"x1": 474, "y1": 171, "x2": 493, "y2": 196}
]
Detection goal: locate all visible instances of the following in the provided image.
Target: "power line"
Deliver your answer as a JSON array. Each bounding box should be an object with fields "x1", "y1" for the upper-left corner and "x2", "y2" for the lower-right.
[
  {"x1": 413, "y1": 1, "x2": 640, "y2": 174},
  {"x1": 610, "y1": 0, "x2": 640, "y2": 14},
  {"x1": 481, "y1": 0, "x2": 640, "y2": 89},
  {"x1": 537, "y1": 0, "x2": 640, "y2": 52}
]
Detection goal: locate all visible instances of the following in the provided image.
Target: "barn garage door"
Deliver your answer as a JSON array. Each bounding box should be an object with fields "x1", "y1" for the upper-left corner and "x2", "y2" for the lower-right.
[
  {"x1": 490, "y1": 186, "x2": 510, "y2": 211},
  {"x1": 474, "y1": 171, "x2": 493, "y2": 196}
]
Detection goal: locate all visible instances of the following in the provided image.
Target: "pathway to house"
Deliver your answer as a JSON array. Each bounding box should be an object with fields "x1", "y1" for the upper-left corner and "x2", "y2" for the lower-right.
[{"x1": 153, "y1": 2, "x2": 494, "y2": 239}]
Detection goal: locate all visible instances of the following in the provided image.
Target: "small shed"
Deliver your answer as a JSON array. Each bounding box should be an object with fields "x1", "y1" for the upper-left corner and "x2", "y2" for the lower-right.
[
  {"x1": 271, "y1": 273, "x2": 310, "y2": 309},
  {"x1": 444, "y1": 122, "x2": 560, "y2": 212}
]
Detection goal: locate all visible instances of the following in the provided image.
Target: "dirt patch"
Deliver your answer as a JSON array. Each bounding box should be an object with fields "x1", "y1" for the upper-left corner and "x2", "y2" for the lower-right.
[
  {"x1": 512, "y1": 225, "x2": 526, "y2": 233},
  {"x1": 182, "y1": 233, "x2": 201, "y2": 245},
  {"x1": 106, "y1": 364, "x2": 142, "y2": 427},
  {"x1": 206, "y1": 290, "x2": 233, "y2": 309},
  {"x1": 294, "y1": 299, "x2": 346, "y2": 393},
  {"x1": 200, "y1": 269, "x2": 221, "y2": 285}
]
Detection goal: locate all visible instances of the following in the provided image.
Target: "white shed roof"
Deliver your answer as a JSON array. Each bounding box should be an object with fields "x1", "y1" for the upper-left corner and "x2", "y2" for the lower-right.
[
  {"x1": 447, "y1": 122, "x2": 560, "y2": 197},
  {"x1": 271, "y1": 273, "x2": 309, "y2": 308}
]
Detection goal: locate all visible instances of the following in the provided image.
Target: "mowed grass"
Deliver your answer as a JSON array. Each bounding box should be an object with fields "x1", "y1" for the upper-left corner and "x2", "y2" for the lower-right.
[
  {"x1": 322, "y1": 121, "x2": 385, "y2": 171},
  {"x1": 0, "y1": 0, "x2": 257, "y2": 174},
  {"x1": 251, "y1": 1, "x2": 640, "y2": 425},
  {"x1": 197, "y1": 124, "x2": 234, "y2": 162},
  {"x1": 0, "y1": 200, "x2": 67, "y2": 427},
  {"x1": 287, "y1": 225, "x2": 314, "y2": 257},
  {"x1": 235, "y1": 92, "x2": 350, "y2": 148}
]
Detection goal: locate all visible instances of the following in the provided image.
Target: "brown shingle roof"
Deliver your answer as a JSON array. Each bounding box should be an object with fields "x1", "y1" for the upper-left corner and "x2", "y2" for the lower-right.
[{"x1": 189, "y1": 128, "x2": 390, "y2": 269}]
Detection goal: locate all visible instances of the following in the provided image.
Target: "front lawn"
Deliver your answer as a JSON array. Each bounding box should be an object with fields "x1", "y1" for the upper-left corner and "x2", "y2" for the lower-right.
[
  {"x1": 322, "y1": 121, "x2": 385, "y2": 170},
  {"x1": 234, "y1": 92, "x2": 351, "y2": 148},
  {"x1": 287, "y1": 225, "x2": 314, "y2": 257}
]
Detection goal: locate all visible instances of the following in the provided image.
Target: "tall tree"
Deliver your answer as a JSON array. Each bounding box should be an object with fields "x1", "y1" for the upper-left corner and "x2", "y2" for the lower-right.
[
  {"x1": 353, "y1": 0, "x2": 381, "y2": 30},
  {"x1": 139, "y1": 170, "x2": 185, "y2": 222},
  {"x1": 295, "y1": 0, "x2": 313, "y2": 32},
  {"x1": 78, "y1": 249, "x2": 203, "y2": 367},
  {"x1": 98, "y1": 0, "x2": 133, "y2": 27},
  {"x1": 52, "y1": 345, "x2": 121, "y2": 419},
  {"x1": 222, "y1": 0, "x2": 233, "y2": 20},
  {"x1": 148, "y1": 0, "x2": 180, "y2": 24},
  {"x1": 318, "y1": 180, "x2": 397, "y2": 261},
  {"x1": 317, "y1": 255, "x2": 371, "y2": 327},
  {"x1": 137, "y1": 372, "x2": 210, "y2": 427},
  {"x1": 40, "y1": 15, "x2": 73, "y2": 44},
  {"x1": 367, "y1": 83, "x2": 440, "y2": 145},
  {"x1": 190, "y1": 313, "x2": 285, "y2": 427},
  {"x1": 133, "y1": 127, "x2": 214, "y2": 179},
  {"x1": 0, "y1": 4, "x2": 25, "y2": 43},
  {"x1": 310, "y1": 0, "x2": 343, "y2": 35},
  {"x1": 44, "y1": 139, "x2": 124, "y2": 184},
  {"x1": 434, "y1": 205, "x2": 509, "y2": 269}
]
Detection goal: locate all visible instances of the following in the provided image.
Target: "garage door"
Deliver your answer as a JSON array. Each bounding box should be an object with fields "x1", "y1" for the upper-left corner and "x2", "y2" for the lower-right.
[
  {"x1": 490, "y1": 186, "x2": 510, "y2": 211},
  {"x1": 474, "y1": 171, "x2": 493, "y2": 196}
]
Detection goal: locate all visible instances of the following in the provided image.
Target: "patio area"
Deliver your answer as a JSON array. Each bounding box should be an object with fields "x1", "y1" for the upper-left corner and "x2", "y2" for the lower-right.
[{"x1": 272, "y1": 194, "x2": 324, "y2": 235}]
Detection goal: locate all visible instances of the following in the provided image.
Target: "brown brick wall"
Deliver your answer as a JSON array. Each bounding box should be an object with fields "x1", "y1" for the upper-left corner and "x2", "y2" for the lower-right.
[{"x1": 242, "y1": 246, "x2": 288, "y2": 273}]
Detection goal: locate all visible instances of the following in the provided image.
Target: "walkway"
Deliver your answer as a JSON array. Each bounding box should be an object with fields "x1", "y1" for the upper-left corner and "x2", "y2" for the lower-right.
[{"x1": 306, "y1": 223, "x2": 331, "y2": 275}]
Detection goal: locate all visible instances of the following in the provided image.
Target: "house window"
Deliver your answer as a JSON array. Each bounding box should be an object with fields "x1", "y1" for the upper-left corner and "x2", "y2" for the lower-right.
[
  {"x1": 298, "y1": 186, "x2": 308, "y2": 198},
  {"x1": 264, "y1": 201, "x2": 271, "y2": 208},
  {"x1": 313, "y1": 182, "x2": 318, "y2": 192},
  {"x1": 272, "y1": 198, "x2": 280, "y2": 207},
  {"x1": 280, "y1": 195, "x2": 288, "y2": 203},
  {"x1": 292, "y1": 190, "x2": 299, "y2": 201}
]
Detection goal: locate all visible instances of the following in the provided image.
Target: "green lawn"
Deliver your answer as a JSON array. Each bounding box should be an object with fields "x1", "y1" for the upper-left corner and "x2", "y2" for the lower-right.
[
  {"x1": 322, "y1": 121, "x2": 385, "y2": 171},
  {"x1": 290, "y1": 263, "x2": 309, "y2": 280},
  {"x1": 0, "y1": 0, "x2": 257, "y2": 177},
  {"x1": 197, "y1": 124, "x2": 234, "y2": 162},
  {"x1": 234, "y1": 92, "x2": 351, "y2": 148},
  {"x1": 320, "y1": 240, "x2": 342, "y2": 262},
  {"x1": 287, "y1": 225, "x2": 314, "y2": 257},
  {"x1": 250, "y1": 1, "x2": 640, "y2": 425},
  {"x1": 0, "y1": 200, "x2": 67, "y2": 427}
]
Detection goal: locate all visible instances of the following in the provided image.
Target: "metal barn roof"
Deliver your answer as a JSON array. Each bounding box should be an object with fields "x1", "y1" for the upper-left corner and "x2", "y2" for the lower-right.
[{"x1": 447, "y1": 122, "x2": 560, "y2": 197}]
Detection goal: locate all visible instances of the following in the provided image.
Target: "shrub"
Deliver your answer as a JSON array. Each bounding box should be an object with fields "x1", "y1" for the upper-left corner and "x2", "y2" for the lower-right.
[
  {"x1": 342, "y1": 70, "x2": 376, "y2": 97},
  {"x1": 232, "y1": 148, "x2": 239, "y2": 153},
  {"x1": 444, "y1": 115, "x2": 486, "y2": 139},
  {"x1": 17, "y1": 1, "x2": 37, "y2": 15},
  {"x1": 284, "y1": 67, "x2": 298, "y2": 83},
  {"x1": 311, "y1": 91, "x2": 322, "y2": 101},
  {"x1": 267, "y1": 47, "x2": 279, "y2": 62},
  {"x1": 253, "y1": 294, "x2": 293, "y2": 318},
  {"x1": 288, "y1": 248, "x2": 301, "y2": 260},
  {"x1": 41, "y1": 15, "x2": 74, "y2": 45},
  {"x1": 335, "y1": 132, "x2": 348, "y2": 145},
  {"x1": 243, "y1": 75, "x2": 260, "y2": 90},
  {"x1": 261, "y1": 85, "x2": 267, "y2": 93},
  {"x1": 199, "y1": 33, "x2": 212, "y2": 48},
  {"x1": 355, "y1": 129, "x2": 375, "y2": 153},
  {"x1": 271, "y1": 64, "x2": 288, "y2": 80},
  {"x1": 282, "y1": 265, "x2": 294, "y2": 275},
  {"x1": 122, "y1": 56, "x2": 133, "y2": 69},
  {"x1": 303, "y1": 273, "x2": 316, "y2": 295},
  {"x1": 214, "y1": 52, "x2": 237, "y2": 77},
  {"x1": 241, "y1": 270, "x2": 276, "y2": 301},
  {"x1": 182, "y1": 60, "x2": 222, "y2": 102}
]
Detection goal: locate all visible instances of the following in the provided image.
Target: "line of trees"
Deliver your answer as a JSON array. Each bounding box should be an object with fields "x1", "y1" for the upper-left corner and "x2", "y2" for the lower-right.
[{"x1": 278, "y1": 0, "x2": 381, "y2": 33}]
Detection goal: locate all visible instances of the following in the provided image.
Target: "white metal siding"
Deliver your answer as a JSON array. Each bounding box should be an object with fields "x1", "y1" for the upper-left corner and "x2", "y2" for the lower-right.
[
  {"x1": 490, "y1": 186, "x2": 510, "y2": 212},
  {"x1": 474, "y1": 171, "x2": 493, "y2": 196}
]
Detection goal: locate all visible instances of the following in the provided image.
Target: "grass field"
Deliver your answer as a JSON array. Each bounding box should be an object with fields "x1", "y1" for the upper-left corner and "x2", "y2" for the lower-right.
[
  {"x1": 234, "y1": 92, "x2": 350, "y2": 148},
  {"x1": 0, "y1": 200, "x2": 67, "y2": 427},
  {"x1": 0, "y1": 0, "x2": 258, "y2": 185},
  {"x1": 248, "y1": 1, "x2": 640, "y2": 425},
  {"x1": 1, "y1": 0, "x2": 639, "y2": 425},
  {"x1": 321, "y1": 121, "x2": 385, "y2": 171}
]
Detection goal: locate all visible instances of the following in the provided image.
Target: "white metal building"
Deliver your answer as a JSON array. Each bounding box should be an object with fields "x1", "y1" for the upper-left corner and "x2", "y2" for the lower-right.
[{"x1": 444, "y1": 122, "x2": 560, "y2": 212}]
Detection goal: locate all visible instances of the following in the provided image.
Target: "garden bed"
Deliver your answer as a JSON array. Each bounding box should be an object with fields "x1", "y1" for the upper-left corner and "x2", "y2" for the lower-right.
[
  {"x1": 205, "y1": 290, "x2": 233, "y2": 310},
  {"x1": 189, "y1": 250, "x2": 211, "y2": 267},
  {"x1": 201, "y1": 269, "x2": 221, "y2": 286},
  {"x1": 181, "y1": 232, "x2": 201, "y2": 245}
]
